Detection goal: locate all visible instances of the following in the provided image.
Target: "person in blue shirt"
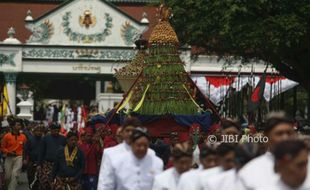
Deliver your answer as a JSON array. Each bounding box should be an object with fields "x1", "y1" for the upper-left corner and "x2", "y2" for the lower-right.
[
  {"x1": 52, "y1": 132, "x2": 85, "y2": 190},
  {"x1": 38, "y1": 123, "x2": 66, "y2": 190},
  {"x1": 23, "y1": 125, "x2": 44, "y2": 190}
]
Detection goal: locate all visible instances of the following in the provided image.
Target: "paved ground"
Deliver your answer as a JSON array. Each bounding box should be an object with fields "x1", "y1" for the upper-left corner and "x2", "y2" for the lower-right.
[{"x1": 17, "y1": 172, "x2": 29, "y2": 190}]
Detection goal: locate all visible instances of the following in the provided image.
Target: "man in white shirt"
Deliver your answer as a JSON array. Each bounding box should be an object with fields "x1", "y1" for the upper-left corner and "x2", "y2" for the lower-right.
[
  {"x1": 101, "y1": 128, "x2": 163, "y2": 190},
  {"x1": 200, "y1": 143, "x2": 236, "y2": 188},
  {"x1": 178, "y1": 143, "x2": 236, "y2": 190},
  {"x1": 153, "y1": 143, "x2": 193, "y2": 190},
  {"x1": 257, "y1": 139, "x2": 310, "y2": 190},
  {"x1": 204, "y1": 143, "x2": 260, "y2": 190},
  {"x1": 98, "y1": 117, "x2": 155, "y2": 189},
  {"x1": 176, "y1": 145, "x2": 218, "y2": 190},
  {"x1": 238, "y1": 112, "x2": 296, "y2": 190}
]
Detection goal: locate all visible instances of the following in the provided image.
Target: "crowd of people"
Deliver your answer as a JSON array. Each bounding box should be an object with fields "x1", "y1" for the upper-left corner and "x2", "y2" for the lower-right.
[
  {"x1": 0, "y1": 116, "x2": 108, "y2": 190},
  {"x1": 34, "y1": 104, "x2": 99, "y2": 131},
  {"x1": 0, "y1": 111, "x2": 309, "y2": 190}
]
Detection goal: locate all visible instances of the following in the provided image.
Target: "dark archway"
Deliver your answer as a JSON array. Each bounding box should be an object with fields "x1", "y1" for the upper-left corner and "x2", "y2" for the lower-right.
[{"x1": 16, "y1": 73, "x2": 113, "y2": 101}]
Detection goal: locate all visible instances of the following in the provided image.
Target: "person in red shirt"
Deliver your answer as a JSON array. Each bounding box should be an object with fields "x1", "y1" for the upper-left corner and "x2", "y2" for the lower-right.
[
  {"x1": 79, "y1": 127, "x2": 102, "y2": 190},
  {"x1": 1, "y1": 118, "x2": 27, "y2": 190},
  {"x1": 102, "y1": 126, "x2": 118, "y2": 149}
]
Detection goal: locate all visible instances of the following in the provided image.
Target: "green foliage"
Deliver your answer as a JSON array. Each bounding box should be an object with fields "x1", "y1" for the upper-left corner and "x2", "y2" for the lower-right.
[
  {"x1": 135, "y1": 45, "x2": 199, "y2": 115},
  {"x1": 166, "y1": 0, "x2": 310, "y2": 89}
]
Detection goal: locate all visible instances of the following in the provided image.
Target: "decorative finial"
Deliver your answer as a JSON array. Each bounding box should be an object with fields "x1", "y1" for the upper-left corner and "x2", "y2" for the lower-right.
[
  {"x1": 148, "y1": 3, "x2": 179, "y2": 45},
  {"x1": 158, "y1": 4, "x2": 172, "y2": 21},
  {"x1": 140, "y1": 12, "x2": 149, "y2": 24},
  {"x1": 3, "y1": 27, "x2": 21, "y2": 44},
  {"x1": 27, "y1": 10, "x2": 32, "y2": 16},
  {"x1": 8, "y1": 27, "x2": 15, "y2": 38},
  {"x1": 25, "y1": 10, "x2": 33, "y2": 21},
  {"x1": 142, "y1": 12, "x2": 147, "y2": 18}
]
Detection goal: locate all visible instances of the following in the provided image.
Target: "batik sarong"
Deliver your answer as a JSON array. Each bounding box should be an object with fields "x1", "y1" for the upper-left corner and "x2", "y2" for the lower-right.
[
  {"x1": 39, "y1": 161, "x2": 54, "y2": 190},
  {"x1": 53, "y1": 177, "x2": 81, "y2": 190}
]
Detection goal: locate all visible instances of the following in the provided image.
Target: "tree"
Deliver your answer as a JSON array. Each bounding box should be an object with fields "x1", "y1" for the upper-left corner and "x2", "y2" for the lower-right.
[{"x1": 166, "y1": 0, "x2": 310, "y2": 90}]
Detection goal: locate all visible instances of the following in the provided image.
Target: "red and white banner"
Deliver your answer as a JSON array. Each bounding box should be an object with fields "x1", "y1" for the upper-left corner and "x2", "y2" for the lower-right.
[
  {"x1": 193, "y1": 76, "x2": 232, "y2": 104},
  {"x1": 192, "y1": 75, "x2": 298, "y2": 105},
  {"x1": 264, "y1": 76, "x2": 299, "y2": 101}
]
